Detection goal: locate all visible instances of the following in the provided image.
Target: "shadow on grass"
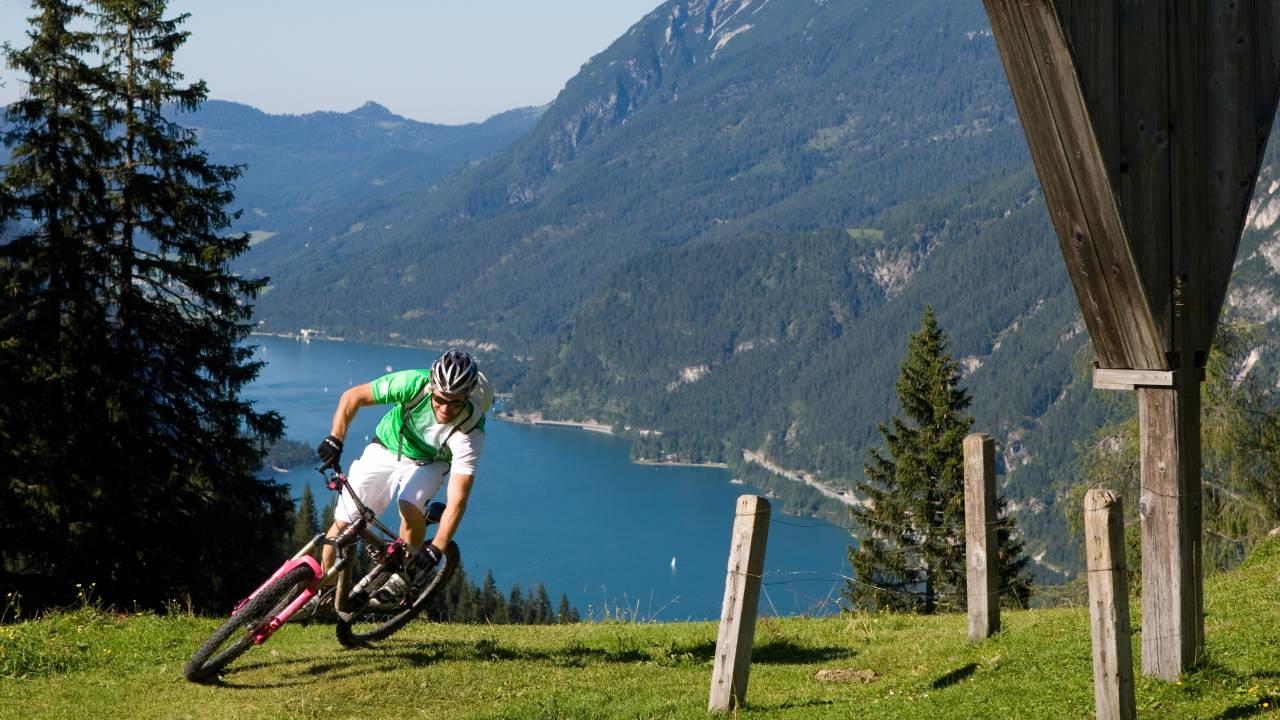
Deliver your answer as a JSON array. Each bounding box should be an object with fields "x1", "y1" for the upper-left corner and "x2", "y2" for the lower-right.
[
  {"x1": 1165, "y1": 659, "x2": 1280, "y2": 720},
  {"x1": 204, "y1": 635, "x2": 857, "y2": 688},
  {"x1": 651, "y1": 639, "x2": 853, "y2": 665},
  {"x1": 752, "y1": 641, "x2": 856, "y2": 665},
  {"x1": 1213, "y1": 700, "x2": 1273, "y2": 720},
  {"x1": 206, "y1": 637, "x2": 662, "y2": 687},
  {"x1": 929, "y1": 663, "x2": 978, "y2": 690},
  {"x1": 745, "y1": 698, "x2": 840, "y2": 713}
]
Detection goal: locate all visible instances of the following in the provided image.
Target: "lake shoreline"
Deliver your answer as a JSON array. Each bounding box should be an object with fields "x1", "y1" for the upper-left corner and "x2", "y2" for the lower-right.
[
  {"x1": 495, "y1": 412, "x2": 730, "y2": 469},
  {"x1": 496, "y1": 410, "x2": 614, "y2": 435},
  {"x1": 635, "y1": 458, "x2": 730, "y2": 469}
]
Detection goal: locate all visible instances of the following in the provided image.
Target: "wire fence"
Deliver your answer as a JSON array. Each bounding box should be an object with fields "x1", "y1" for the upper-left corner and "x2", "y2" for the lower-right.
[
  {"x1": 718, "y1": 504, "x2": 1091, "y2": 619},
  {"x1": 764, "y1": 508, "x2": 1019, "y2": 535}
]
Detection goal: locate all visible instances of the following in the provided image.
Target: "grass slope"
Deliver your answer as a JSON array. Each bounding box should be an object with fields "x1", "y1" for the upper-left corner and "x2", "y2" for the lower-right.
[{"x1": 4, "y1": 537, "x2": 1280, "y2": 719}]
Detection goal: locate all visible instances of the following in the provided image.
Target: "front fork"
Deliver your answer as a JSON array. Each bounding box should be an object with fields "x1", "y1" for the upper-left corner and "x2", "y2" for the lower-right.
[{"x1": 230, "y1": 534, "x2": 325, "y2": 645}]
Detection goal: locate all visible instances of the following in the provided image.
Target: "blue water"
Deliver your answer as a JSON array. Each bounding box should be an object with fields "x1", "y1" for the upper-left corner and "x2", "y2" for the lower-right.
[{"x1": 246, "y1": 335, "x2": 853, "y2": 620}]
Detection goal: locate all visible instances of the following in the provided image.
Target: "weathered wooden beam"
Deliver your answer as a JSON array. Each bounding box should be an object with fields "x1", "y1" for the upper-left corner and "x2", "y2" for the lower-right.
[
  {"x1": 709, "y1": 495, "x2": 770, "y2": 713},
  {"x1": 964, "y1": 433, "x2": 1000, "y2": 642},
  {"x1": 1114, "y1": 0, "x2": 1173, "y2": 350},
  {"x1": 1084, "y1": 489, "x2": 1137, "y2": 720},
  {"x1": 984, "y1": 0, "x2": 1166, "y2": 370},
  {"x1": 1201, "y1": 1, "x2": 1280, "y2": 346},
  {"x1": 1054, "y1": 1, "x2": 1121, "y2": 184},
  {"x1": 1138, "y1": 370, "x2": 1204, "y2": 680},
  {"x1": 1092, "y1": 367, "x2": 1175, "y2": 391}
]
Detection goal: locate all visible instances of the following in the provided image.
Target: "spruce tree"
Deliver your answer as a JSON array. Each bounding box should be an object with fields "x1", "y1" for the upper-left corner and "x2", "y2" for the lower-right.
[
  {"x1": 0, "y1": 0, "x2": 118, "y2": 609},
  {"x1": 507, "y1": 582, "x2": 524, "y2": 624},
  {"x1": 557, "y1": 593, "x2": 579, "y2": 624},
  {"x1": 0, "y1": 0, "x2": 288, "y2": 611},
  {"x1": 438, "y1": 565, "x2": 470, "y2": 622},
  {"x1": 529, "y1": 583, "x2": 553, "y2": 624},
  {"x1": 479, "y1": 570, "x2": 506, "y2": 623},
  {"x1": 289, "y1": 484, "x2": 319, "y2": 550},
  {"x1": 845, "y1": 307, "x2": 1031, "y2": 613},
  {"x1": 456, "y1": 570, "x2": 481, "y2": 623}
]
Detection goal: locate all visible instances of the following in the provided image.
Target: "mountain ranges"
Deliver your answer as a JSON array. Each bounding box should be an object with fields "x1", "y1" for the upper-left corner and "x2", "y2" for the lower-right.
[
  {"x1": 8, "y1": 0, "x2": 1280, "y2": 582},
  {"x1": 235, "y1": 0, "x2": 1280, "y2": 580}
]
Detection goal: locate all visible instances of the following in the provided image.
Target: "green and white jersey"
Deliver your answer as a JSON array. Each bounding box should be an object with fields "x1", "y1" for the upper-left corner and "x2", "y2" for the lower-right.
[{"x1": 369, "y1": 368, "x2": 493, "y2": 473}]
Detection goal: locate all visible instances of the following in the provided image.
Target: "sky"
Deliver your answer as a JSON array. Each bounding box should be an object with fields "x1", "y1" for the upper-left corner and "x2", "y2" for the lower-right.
[{"x1": 0, "y1": 0, "x2": 664, "y2": 124}]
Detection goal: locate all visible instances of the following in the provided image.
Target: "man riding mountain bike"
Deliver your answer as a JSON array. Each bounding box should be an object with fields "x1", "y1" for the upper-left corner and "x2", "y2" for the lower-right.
[{"x1": 303, "y1": 348, "x2": 493, "y2": 613}]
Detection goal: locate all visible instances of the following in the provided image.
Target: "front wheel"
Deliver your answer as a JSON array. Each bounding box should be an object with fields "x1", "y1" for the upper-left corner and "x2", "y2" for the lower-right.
[
  {"x1": 183, "y1": 564, "x2": 315, "y2": 682},
  {"x1": 335, "y1": 541, "x2": 460, "y2": 647}
]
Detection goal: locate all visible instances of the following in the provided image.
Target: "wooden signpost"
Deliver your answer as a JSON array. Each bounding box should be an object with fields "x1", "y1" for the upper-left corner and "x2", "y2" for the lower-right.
[{"x1": 983, "y1": 0, "x2": 1280, "y2": 679}]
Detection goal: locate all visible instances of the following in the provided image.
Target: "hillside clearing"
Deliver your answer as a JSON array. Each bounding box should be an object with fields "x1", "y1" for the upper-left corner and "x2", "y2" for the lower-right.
[{"x1": 3, "y1": 537, "x2": 1280, "y2": 718}]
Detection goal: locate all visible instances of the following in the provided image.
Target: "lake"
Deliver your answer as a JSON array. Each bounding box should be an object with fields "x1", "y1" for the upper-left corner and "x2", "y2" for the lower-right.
[{"x1": 247, "y1": 335, "x2": 854, "y2": 620}]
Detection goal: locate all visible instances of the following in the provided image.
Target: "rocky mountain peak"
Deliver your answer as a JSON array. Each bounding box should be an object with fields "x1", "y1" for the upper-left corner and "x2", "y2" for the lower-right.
[{"x1": 350, "y1": 101, "x2": 397, "y2": 119}]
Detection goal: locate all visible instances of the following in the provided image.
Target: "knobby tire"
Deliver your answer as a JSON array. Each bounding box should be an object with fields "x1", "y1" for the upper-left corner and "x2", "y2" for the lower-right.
[
  {"x1": 183, "y1": 563, "x2": 315, "y2": 682},
  {"x1": 335, "y1": 541, "x2": 459, "y2": 647}
]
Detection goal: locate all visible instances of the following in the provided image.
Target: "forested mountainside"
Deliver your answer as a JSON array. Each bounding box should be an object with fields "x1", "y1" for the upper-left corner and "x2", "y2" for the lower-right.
[
  {"x1": 228, "y1": 0, "x2": 1278, "y2": 577},
  {"x1": 1, "y1": 98, "x2": 542, "y2": 246},
  {"x1": 242, "y1": 0, "x2": 1027, "y2": 345},
  {"x1": 187, "y1": 99, "x2": 542, "y2": 240}
]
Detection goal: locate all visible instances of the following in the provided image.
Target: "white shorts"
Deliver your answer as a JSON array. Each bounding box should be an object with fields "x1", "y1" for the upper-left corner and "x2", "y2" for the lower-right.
[{"x1": 333, "y1": 442, "x2": 448, "y2": 524}]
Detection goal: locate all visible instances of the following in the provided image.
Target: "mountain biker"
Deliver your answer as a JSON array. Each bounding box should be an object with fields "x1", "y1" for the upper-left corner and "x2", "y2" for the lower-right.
[{"x1": 310, "y1": 348, "x2": 493, "y2": 606}]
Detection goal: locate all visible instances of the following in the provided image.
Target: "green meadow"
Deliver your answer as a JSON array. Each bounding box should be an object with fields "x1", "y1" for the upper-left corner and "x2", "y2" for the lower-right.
[{"x1": 3, "y1": 536, "x2": 1279, "y2": 719}]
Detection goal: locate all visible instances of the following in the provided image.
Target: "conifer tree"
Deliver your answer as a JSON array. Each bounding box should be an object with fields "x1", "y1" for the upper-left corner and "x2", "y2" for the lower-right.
[
  {"x1": 507, "y1": 582, "x2": 524, "y2": 624},
  {"x1": 0, "y1": 0, "x2": 119, "y2": 608},
  {"x1": 528, "y1": 582, "x2": 553, "y2": 624},
  {"x1": 478, "y1": 570, "x2": 507, "y2": 623},
  {"x1": 844, "y1": 307, "x2": 1031, "y2": 613},
  {"x1": 0, "y1": 0, "x2": 288, "y2": 610},
  {"x1": 557, "y1": 593, "x2": 579, "y2": 624},
  {"x1": 450, "y1": 566, "x2": 472, "y2": 622},
  {"x1": 456, "y1": 570, "x2": 481, "y2": 623},
  {"x1": 319, "y1": 496, "x2": 337, "y2": 530},
  {"x1": 288, "y1": 485, "x2": 319, "y2": 550}
]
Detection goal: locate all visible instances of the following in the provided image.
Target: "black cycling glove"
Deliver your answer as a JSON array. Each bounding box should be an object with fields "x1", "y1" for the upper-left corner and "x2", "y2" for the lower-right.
[
  {"x1": 316, "y1": 434, "x2": 344, "y2": 469},
  {"x1": 411, "y1": 544, "x2": 443, "y2": 575}
]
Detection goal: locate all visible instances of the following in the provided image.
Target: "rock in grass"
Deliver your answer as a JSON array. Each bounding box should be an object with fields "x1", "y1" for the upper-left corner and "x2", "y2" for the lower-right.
[{"x1": 815, "y1": 668, "x2": 878, "y2": 683}]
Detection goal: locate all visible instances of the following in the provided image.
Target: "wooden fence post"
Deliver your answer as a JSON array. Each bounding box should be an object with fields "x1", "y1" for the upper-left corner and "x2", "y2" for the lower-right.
[
  {"x1": 964, "y1": 433, "x2": 999, "y2": 641},
  {"x1": 709, "y1": 495, "x2": 770, "y2": 714},
  {"x1": 1138, "y1": 374, "x2": 1204, "y2": 680},
  {"x1": 1085, "y1": 489, "x2": 1136, "y2": 720}
]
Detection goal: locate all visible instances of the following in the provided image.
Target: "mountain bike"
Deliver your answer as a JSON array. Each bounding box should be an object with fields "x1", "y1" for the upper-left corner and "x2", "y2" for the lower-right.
[{"x1": 183, "y1": 464, "x2": 461, "y2": 681}]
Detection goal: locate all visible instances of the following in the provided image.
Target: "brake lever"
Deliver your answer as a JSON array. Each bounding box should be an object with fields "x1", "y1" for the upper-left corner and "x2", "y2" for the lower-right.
[{"x1": 318, "y1": 464, "x2": 345, "y2": 492}]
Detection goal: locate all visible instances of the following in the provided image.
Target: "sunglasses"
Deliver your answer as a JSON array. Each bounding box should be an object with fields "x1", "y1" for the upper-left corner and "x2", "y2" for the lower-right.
[{"x1": 431, "y1": 393, "x2": 467, "y2": 409}]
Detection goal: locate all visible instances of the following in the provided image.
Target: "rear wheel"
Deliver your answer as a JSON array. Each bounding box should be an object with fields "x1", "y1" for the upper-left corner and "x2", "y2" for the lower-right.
[
  {"x1": 183, "y1": 564, "x2": 316, "y2": 682},
  {"x1": 335, "y1": 542, "x2": 459, "y2": 647}
]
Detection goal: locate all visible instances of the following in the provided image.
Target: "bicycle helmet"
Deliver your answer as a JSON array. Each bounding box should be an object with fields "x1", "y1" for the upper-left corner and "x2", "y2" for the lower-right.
[{"x1": 431, "y1": 349, "x2": 479, "y2": 396}]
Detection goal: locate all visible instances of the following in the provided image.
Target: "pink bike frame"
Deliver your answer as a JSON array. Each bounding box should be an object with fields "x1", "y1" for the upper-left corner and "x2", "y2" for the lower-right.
[{"x1": 230, "y1": 554, "x2": 323, "y2": 645}]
